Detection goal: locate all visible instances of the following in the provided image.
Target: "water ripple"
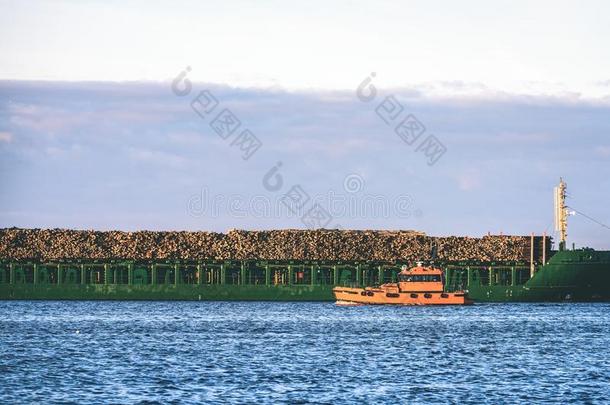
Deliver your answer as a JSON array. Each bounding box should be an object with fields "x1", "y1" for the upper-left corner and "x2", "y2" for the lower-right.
[{"x1": 0, "y1": 302, "x2": 609, "y2": 404}]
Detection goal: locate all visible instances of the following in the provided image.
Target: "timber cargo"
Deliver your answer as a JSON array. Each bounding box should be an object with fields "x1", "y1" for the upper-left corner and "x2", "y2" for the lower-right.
[{"x1": 0, "y1": 229, "x2": 548, "y2": 263}]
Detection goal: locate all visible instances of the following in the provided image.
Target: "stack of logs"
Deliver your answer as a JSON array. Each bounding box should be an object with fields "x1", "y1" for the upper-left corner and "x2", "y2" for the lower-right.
[{"x1": 0, "y1": 228, "x2": 551, "y2": 263}]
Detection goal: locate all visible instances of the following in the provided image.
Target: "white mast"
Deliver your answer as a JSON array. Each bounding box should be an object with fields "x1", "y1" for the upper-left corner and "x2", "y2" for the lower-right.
[{"x1": 554, "y1": 178, "x2": 568, "y2": 251}]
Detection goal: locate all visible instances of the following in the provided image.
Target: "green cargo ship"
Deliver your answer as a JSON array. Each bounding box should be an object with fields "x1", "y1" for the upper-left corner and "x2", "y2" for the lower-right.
[
  {"x1": 1, "y1": 248, "x2": 609, "y2": 302},
  {"x1": 1, "y1": 179, "x2": 609, "y2": 302}
]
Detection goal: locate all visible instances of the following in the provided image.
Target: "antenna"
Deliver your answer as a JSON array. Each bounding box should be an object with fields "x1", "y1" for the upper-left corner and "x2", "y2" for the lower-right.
[{"x1": 554, "y1": 178, "x2": 568, "y2": 251}]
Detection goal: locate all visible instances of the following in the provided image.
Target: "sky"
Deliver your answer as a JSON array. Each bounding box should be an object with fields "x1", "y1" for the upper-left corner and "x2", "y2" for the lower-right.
[{"x1": 1, "y1": 0, "x2": 609, "y2": 249}]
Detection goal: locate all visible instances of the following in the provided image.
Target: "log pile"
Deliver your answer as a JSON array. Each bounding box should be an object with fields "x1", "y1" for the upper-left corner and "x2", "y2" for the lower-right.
[{"x1": 0, "y1": 228, "x2": 550, "y2": 263}]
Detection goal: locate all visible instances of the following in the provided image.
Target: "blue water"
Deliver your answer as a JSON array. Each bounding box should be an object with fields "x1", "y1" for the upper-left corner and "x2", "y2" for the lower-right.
[{"x1": 0, "y1": 302, "x2": 609, "y2": 404}]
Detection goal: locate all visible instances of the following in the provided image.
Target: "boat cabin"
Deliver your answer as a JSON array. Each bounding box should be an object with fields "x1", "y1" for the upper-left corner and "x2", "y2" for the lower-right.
[{"x1": 396, "y1": 265, "x2": 444, "y2": 293}]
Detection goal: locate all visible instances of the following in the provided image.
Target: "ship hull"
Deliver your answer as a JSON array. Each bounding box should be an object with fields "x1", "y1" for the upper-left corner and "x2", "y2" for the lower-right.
[
  {"x1": 1, "y1": 250, "x2": 609, "y2": 302},
  {"x1": 451, "y1": 249, "x2": 610, "y2": 302},
  {"x1": 1, "y1": 282, "x2": 607, "y2": 302},
  {"x1": 0, "y1": 284, "x2": 335, "y2": 301}
]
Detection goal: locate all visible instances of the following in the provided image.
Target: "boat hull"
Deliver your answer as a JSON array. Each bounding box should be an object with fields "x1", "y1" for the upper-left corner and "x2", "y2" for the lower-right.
[{"x1": 333, "y1": 287, "x2": 473, "y2": 305}]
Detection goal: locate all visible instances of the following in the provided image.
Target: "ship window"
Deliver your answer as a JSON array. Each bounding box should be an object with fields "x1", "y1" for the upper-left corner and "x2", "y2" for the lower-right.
[
  {"x1": 386, "y1": 293, "x2": 400, "y2": 298},
  {"x1": 441, "y1": 293, "x2": 449, "y2": 298},
  {"x1": 410, "y1": 293, "x2": 418, "y2": 298},
  {"x1": 399, "y1": 275, "x2": 441, "y2": 282},
  {"x1": 424, "y1": 293, "x2": 432, "y2": 299}
]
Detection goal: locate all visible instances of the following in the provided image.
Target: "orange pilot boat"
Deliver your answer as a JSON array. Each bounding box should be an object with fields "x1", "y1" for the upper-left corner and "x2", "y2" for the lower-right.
[{"x1": 333, "y1": 264, "x2": 474, "y2": 306}]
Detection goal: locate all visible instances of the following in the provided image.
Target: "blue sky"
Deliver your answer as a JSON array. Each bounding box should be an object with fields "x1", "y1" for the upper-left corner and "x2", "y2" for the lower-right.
[{"x1": 1, "y1": 0, "x2": 609, "y2": 249}]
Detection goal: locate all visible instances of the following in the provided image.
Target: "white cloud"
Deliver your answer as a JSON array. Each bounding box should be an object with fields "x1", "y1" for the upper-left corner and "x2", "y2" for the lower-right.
[
  {"x1": 498, "y1": 133, "x2": 553, "y2": 144},
  {"x1": 1, "y1": 1, "x2": 610, "y2": 98},
  {"x1": 126, "y1": 147, "x2": 190, "y2": 169},
  {"x1": 456, "y1": 169, "x2": 482, "y2": 191},
  {"x1": 44, "y1": 144, "x2": 83, "y2": 158},
  {"x1": 0, "y1": 131, "x2": 12, "y2": 143},
  {"x1": 270, "y1": 137, "x2": 376, "y2": 158},
  {"x1": 595, "y1": 146, "x2": 610, "y2": 158},
  {"x1": 167, "y1": 131, "x2": 204, "y2": 145}
]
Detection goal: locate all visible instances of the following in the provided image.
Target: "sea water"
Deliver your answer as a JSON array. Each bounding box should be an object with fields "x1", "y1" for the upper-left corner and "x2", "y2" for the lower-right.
[{"x1": 1, "y1": 301, "x2": 608, "y2": 404}]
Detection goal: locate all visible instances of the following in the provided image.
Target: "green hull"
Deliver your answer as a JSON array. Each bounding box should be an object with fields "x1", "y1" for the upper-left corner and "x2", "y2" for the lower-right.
[
  {"x1": 0, "y1": 284, "x2": 334, "y2": 301},
  {"x1": 466, "y1": 250, "x2": 610, "y2": 302},
  {"x1": 1, "y1": 250, "x2": 609, "y2": 302}
]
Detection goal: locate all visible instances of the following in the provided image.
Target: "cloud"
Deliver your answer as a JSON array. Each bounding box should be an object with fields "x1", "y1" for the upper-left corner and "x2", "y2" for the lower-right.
[
  {"x1": 166, "y1": 131, "x2": 205, "y2": 145},
  {"x1": 496, "y1": 133, "x2": 552, "y2": 143},
  {"x1": 126, "y1": 147, "x2": 190, "y2": 169},
  {"x1": 1, "y1": 80, "x2": 610, "y2": 248},
  {"x1": 595, "y1": 146, "x2": 610, "y2": 158},
  {"x1": 44, "y1": 144, "x2": 83, "y2": 158},
  {"x1": 8, "y1": 102, "x2": 93, "y2": 134},
  {"x1": 270, "y1": 137, "x2": 376, "y2": 158},
  {"x1": 0, "y1": 131, "x2": 12, "y2": 143},
  {"x1": 455, "y1": 169, "x2": 482, "y2": 191}
]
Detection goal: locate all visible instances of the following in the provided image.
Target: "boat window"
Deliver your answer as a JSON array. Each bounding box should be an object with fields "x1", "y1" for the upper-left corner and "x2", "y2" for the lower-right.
[
  {"x1": 398, "y1": 275, "x2": 441, "y2": 282},
  {"x1": 386, "y1": 293, "x2": 400, "y2": 298}
]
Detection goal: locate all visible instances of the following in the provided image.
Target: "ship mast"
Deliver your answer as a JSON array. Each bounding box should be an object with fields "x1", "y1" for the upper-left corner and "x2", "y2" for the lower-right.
[{"x1": 554, "y1": 178, "x2": 568, "y2": 251}]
